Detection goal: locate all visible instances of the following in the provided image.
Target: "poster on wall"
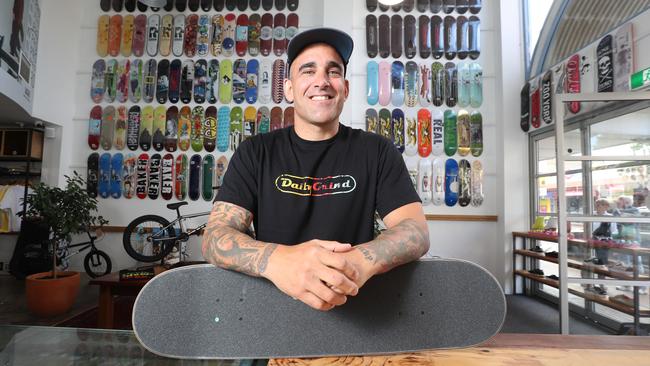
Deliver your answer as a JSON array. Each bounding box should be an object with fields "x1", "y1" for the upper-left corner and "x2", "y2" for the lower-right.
[{"x1": 0, "y1": 0, "x2": 40, "y2": 102}]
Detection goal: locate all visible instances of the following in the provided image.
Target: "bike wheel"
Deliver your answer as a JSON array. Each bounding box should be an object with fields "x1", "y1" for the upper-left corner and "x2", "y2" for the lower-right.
[
  {"x1": 84, "y1": 250, "x2": 112, "y2": 278},
  {"x1": 123, "y1": 215, "x2": 177, "y2": 262}
]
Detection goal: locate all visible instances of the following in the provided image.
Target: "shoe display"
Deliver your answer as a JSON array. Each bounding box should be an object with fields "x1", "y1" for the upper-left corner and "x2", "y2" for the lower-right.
[
  {"x1": 529, "y1": 268, "x2": 544, "y2": 277},
  {"x1": 585, "y1": 286, "x2": 608, "y2": 300},
  {"x1": 531, "y1": 245, "x2": 544, "y2": 253},
  {"x1": 616, "y1": 285, "x2": 633, "y2": 291},
  {"x1": 545, "y1": 274, "x2": 559, "y2": 281},
  {"x1": 545, "y1": 251, "x2": 558, "y2": 258},
  {"x1": 583, "y1": 257, "x2": 607, "y2": 270},
  {"x1": 610, "y1": 294, "x2": 634, "y2": 307}
]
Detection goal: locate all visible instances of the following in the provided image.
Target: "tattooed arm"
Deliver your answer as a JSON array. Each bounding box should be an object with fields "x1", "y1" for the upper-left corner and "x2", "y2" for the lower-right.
[{"x1": 202, "y1": 201, "x2": 361, "y2": 311}]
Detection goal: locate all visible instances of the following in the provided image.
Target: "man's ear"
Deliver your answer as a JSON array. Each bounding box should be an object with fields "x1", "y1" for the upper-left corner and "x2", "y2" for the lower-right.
[
  {"x1": 284, "y1": 78, "x2": 294, "y2": 103},
  {"x1": 344, "y1": 79, "x2": 349, "y2": 100}
]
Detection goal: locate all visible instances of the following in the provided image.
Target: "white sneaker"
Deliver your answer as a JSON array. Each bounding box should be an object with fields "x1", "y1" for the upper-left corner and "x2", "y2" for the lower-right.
[{"x1": 616, "y1": 285, "x2": 633, "y2": 291}]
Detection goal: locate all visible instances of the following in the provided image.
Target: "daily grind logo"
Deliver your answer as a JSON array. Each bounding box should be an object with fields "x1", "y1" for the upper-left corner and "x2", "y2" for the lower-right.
[{"x1": 275, "y1": 174, "x2": 357, "y2": 197}]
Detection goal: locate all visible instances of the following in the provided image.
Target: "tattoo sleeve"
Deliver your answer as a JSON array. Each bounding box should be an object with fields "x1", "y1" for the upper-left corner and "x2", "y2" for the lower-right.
[
  {"x1": 201, "y1": 202, "x2": 278, "y2": 277},
  {"x1": 354, "y1": 218, "x2": 430, "y2": 274}
]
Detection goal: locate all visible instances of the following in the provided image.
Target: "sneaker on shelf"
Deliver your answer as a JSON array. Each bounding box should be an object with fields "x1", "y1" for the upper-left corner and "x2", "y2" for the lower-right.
[
  {"x1": 616, "y1": 285, "x2": 633, "y2": 292},
  {"x1": 583, "y1": 257, "x2": 607, "y2": 270},
  {"x1": 529, "y1": 268, "x2": 545, "y2": 277},
  {"x1": 545, "y1": 274, "x2": 559, "y2": 281},
  {"x1": 531, "y1": 246, "x2": 544, "y2": 253},
  {"x1": 585, "y1": 286, "x2": 608, "y2": 300},
  {"x1": 545, "y1": 251, "x2": 559, "y2": 258},
  {"x1": 608, "y1": 262, "x2": 633, "y2": 275},
  {"x1": 610, "y1": 294, "x2": 634, "y2": 307}
]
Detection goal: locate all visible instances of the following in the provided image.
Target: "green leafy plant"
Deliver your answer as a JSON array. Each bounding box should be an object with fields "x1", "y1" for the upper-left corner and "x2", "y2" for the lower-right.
[{"x1": 20, "y1": 172, "x2": 108, "y2": 278}]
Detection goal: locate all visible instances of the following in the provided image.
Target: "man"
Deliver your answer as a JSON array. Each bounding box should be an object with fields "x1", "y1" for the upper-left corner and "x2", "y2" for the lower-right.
[{"x1": 202, "y1": 28, "x2": 429, "y2": 311}]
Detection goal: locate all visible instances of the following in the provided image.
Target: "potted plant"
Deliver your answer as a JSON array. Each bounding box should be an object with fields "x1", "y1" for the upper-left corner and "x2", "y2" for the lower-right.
[{"x1": 20, "y1": 172, "x2": 108, "y2": 317}]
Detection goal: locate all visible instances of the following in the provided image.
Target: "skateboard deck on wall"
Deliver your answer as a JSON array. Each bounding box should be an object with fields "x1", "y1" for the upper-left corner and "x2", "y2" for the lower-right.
[
  {"x1": 417, "y1": 158, "x2": 432, "y2": 205},
  {"x1": 91, "y1": 60, "x2": 105, "y2": 103},
  {"x1": 202, "y1": 155, "x2": 215, "y2": 201},
  {"x1": 161, "y1": 154, "x2": 174, "y2": 201},
  {"x1": 391, "y1": 61, "x2": 405, "y2": 107},
  {"x1": 457, "y1": 62, "x2": 470, "y2": 107},
  {"x1": 457, "y1": 0, "x2": 469, "y2": 14},
  {"x1": 416, "y1": 0, "x2": 428, "y2": 12},
  {"x1": 419, "y1": 15, "x2": 431, "y2": 59},
  {"x1": 366, "y1": 15, "x2": 378, "y2": 58},
  {"x1": 273, "y1": 13, "x2": 287, "y2": 56},
  {"x1": 124, "y1": 0, "x2": 136, "y2": 11},
  {"x1": 245, "y1": 60, "x2": 259, "y2": 104},
  {"x1": 259, "y1": 59, "x2": 272, "y2": 104},
  {"x1": 401, "y1": 0, "x2": 414, "y2": 12},
  {"x1": 148, "y1": 154, "x2": 162, "y2": 200},
  {"x1": 244, "y1": 106, "x2": 257, "y2": 140},
  {"x1": 153, "y1": 106, "x2": 167, "y2": 152},
  {"x1": 405, "y1": 113, "x2": 417, "y2": 156},
  {"x1": 179, "y1": 106, "x2": 192, "y2": 151},
  {"x1": 136, "y1": 153, "x2": 149, "y2": 199},
  {"x1": 444, "y1": 158, "x2": 458, "y2": 207},
  {"x1": 159, "y1": 15, "x2": 173, "y2": 57},
  {"x1": 140, "y1": 106, "x2": 154, "y2": 151},
  {"x1": 133, "y1": 260, "x2": 505, "y2": 359},
  {"x1": 169, "y1": 59, "x2": 181, "y2": 104},
  {"x1": 194, "y1": 59, "x2": 208, "y2": 104},
  {"x1": 87, "y1": 153, "x2": 99, "y2": 198},
  {"x1": 176, "y1": 0, "x2": 187, "y2": 12},
  {"x1": 458, "y1": 159, "x2": 471, "y2": 207},
  {"x1": 110, "y1": 153, "x2": 123, "y2": 199},
  {"x1": 456, "y1": 16, "x2": 468, "y2": 60},
  {"x1": 444, "y1": 16, "x2": 457, "y2": 60},
  {"x1": 614, "y1": 24, "x2": 633, "y2": 92},
  {"x1": 189, "y1": 0, "x2": 200, "y2": 10},
  {"x1": 529, "y1": 77, "x2": 541, "y2": 129},
  {"x1": 211, "y1": 15, "x2": 224, "y2": 57},
  {"x1": 286, "y1": 14, "x2": 298, "y2": 45},
  {"x1": 541, "y1": 70, "x2": 553, "y2": 125},
  {"x1": 133, "y1": 14, "x2": 146, "y2": 57},
  {"x1": 204, "y1": 106, "x2": 218, "y2": 152},
  {"x1": 417, "y1": 108, "x2": 431, "y2": 158},
  {"x1": 471, "y1": 160, "x2": 484, "y2": 207},
  {"x1": 405, "y1": 61, "x2": 418, "y2": 107},
  {"x1": 404, "y1": 15, "x2": 416, "y2": 59},
  {"x1": 419, "y1": 64, "x2": 432, "y2": 107},
  {"x1": 260, "y1": 13, "x2": 273, "y2": 57},
  {"x1": 431, "y1": 110, "x2": 444, "y2": 156},
  {"x1": 127, "y1": 105, "x2": 141, "y2": 151},
  {"x1": 270, "y1": 106, "x2": 283, "y2": 131},
  {"x1": 165, "y1": 106, "x2": 179, "y2": 152},
  {"x1": 143, "y1": 59, "x2": 156, "y2": 104},
  {"x1": 175, "y1": 154, "x2": 188, "y2": 200},
  {"x1": 443, "y1": 0, "x2": 455, "y2": 13},
  {"x1": 99, "y1": 153, "x2": 111, "y2": 199},
  {"x1": 198, "y1": 15, "x2": 210, "y2": 57},
  {"x1": 208, "y1": 60, "x2": 220, "y2": 104},
  {"x1": 432, "y1": 62, "x2": 444, "y2": 106},
  {"x1": 469, "y1": 62, "x2": 482, "y2": 108},
  {"x1": 214, "y1": 0, "x2": 225, "y2": 11},
  {"x1": 223, "y1": 14, "x2": 236, "y2": 57},
  {"x1": 456, "y1": 110, "x2": 470, "y2": 157},
  {"x1": 365, "y1": 108, "x2": 378, "y2": 134},
  {"x1": 156, "y1": 59, "x2": 170, "y2": 104},
  {"x1": 272, "y1": 59, "x2": 285, "y2": 104},
  {"x1": 181, "y1": 60, "x2": 194, "y2": 104},
  {"x1": 233, "y1": 59, "x2": 247, "y2": 104},
  {"x1": 378, "y1": 108, "x2": 392, "y2": 141},
  {"x1": 469, "y1": 0, "x2": 482, "y2": 14},
  {"x1": 100, "y1": 106, "x2": 115, "y2": 150},
  {"x1": 123, "y1": 153, "x2": 137, "y2": 199},
  {"x1": 378, "y1": 15, "x2": 390, "y2": 59},
  {"x1": 390, "y1": 15, "x2": 402, "y2": 58},
  {"x1": 217, "y1": 106, "x2": 231, "y2": 152},
  {"x1": 236, "y1": 14, "x2": 249, "y2": 57},
  {"x1": 108, "y1": 15, "x2": 122, "y2": 57},
  {"x1": 444, "y1": 62, "x2": 457, "y2": 107},
  {"x1": 214, "y1": 156, "x2": 229, "y2": 196},
  {"x1": 146, "y1": 14, "x2": 159, "y2": 57},
  {"x1": 97, "y1": 15, "x2": 109, "y2": 57},
  {"x1": 191, "y1": 106, "x2": 205, "y2": 152},
  {"x1": 129, "y1": 59, "x2": 142, "y2": 103},
  {"x1": 137, "y1": 0, "x2": 148, "y2": 11},
  {"x1": 391, "y1": 109, "x2": 405, "y2": 153},
  {"x1": 470, "y1": 111, "x2": 483, "y2": 157},
  {"x1": 432, "y1": 15, "x2": 444, "y2": 59},
  {"x1": 378, "y1": 61, "x2": 390, "y2": 106},
  {"x1": 366, "y1": 0, "x2": 377, "y2": 11},
  {"x1": 443, "y1": 109, "x2": 457, "y2": 156},
  {"x1": 165, "y1": 0, "x2": 175, "y2": 11},
  {"x1": 367, "y1": 61, "x2": 379, "y2": 105},
  {"x1": 257, "y1": 107, "x2": 270, "y2": 134},
  {"x1": 283, "y1": 106, "x2": 294, "y2": 128},
  {"x1": 275, "y1": 0, "x2": 286, "y2": 10},
  {"x1": 219, "y1": 59, "x2": 233, "y2": 104},
  {"x1": 520, "y1": 82, "x2": 530, "y2": 132},
  {"x1": 248, "y1": 14, "x2": 261, "y2": 57},
  {"x1": 100, "y1": 0, "x2": 111, "y2": 12},
  {"x1": 173, "y1": 14, "x2": 185, "y2": 57},
  {"x1": 184, "y1": 14, "x2": 199, "y2": 58},
  {"x1": 250, "y1": 0, "x2": 261, "y2": 10},
  {"x1": 237, "y1": 0, "x2": 247, "y2": 11},
  {"x1": 89, "y1": 106, "x2": 102, "y2": 150},
  {"x1": 116, "y1": 59, "x2": 130, "y2": 103},
  {"x1": 432, "y1": 157, "x2": 444, "y2": 206},
  {"x1": 188, "y1": 154, "x2": 202, "y2": 201},
  {"x1": 468, "y1": 16, "x2": 480, "y2": 60},
  {"x1": 597, "y1": 34, "x2": 614, "y2": 93},
  {"x1": 230, "y1": 107, "x2": 244, "y2": 151}
]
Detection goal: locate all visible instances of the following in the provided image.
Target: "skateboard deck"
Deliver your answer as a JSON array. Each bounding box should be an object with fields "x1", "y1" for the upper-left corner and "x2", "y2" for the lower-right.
[
  {"x1": 418, "y1": 158, "x2": 432, "y2": 205},
  {"x1": 87, "y1": 153, "x2": 99, "y2": 198},
  {"x1": 365, "y1": 108, "x2": 378, "y2": 134},
  {"x1": 133, "y1": 14, "x2": 146, "y2": 57},
  {"x1": 457, "y1": 0, "x2": 469, "y2": 14},
  {"x1": 378, "y1": 108, "x2": 392, "y2": 141},
  {"x1": 233, "y1": 59, "x2": 247, "y2": 104},
  {"x1": 431, "y1": 110, "x2": 444, "y2": 156},
  {"x1": 272, "y1": 59, "x2": 285, "y2": 104},
  {"x1": 188, "y1": 154, "x2": 201, "y2": 201},
  {"x1": 236, "y1": 14, "x2": 249, "y2": 57},
  {"x1": 148, "y1": 154, "x2": 162, "y2": 200},
  {"x1": 471, "y1": 160, "x2": 484, "y2": 207},
  {"x1": 137, "y1": 0, "x2": 148, "y2": 12},
  {"x1": 432, "y1": 157, "x2": 444, "y2": 206},
  {"x1": 444, "y1": 16, "x2": 456, "y2": 60},
  {"x1": 110, "y1": 153, "x2": 123, "y2": 199},
  {"x1": 391, "y1": 109, "x2": 405, "y2": 153},
  {"x1": 159, "y1": 15, "x2": 173, "y2": 57},
  {"x1": 178, "y1": 106, "x2": 192, "y2": 151},
  {"x1": 366, "y1": 0, "x2": 377, "y2": 11},
  {"x1": 173, "y1": 14, "x2": 185, "y2": 57},
  {"x1": 469, "y1": 62, "x2": 483, "y2": 107},
  {"x1": 100, "y1": 105, "x2": 115, "y2": 150},
  {"x1": 169, "y1": 59, "x2": 181, "y2": 104},
  {"x1": 541, "y1": 70, "x2": 553, "y2": 125},
  {"x1": 230, "y1": 107, "x2": 244, "y2": 151},
  {"x1": 443, "y1": 0, "x2": 454, "y2": 13},
  {"x1": 432, "y1": 62, "x2": 444, "y2": 106},
  {"x1": 152, "y1": 106, "x2": 166, "y2": 152},
  {"x1": 530, "y1": 77, "x2": 541, "y2": 129},
  {"x1": 202, "y1": 155, "x2": 215, "y2": 201},
  {"x1": 97, "y1": 15, "x2": 109, "y2": 57},
  {"x1": 214, "y1": 0, "x2": 225, "y2": 11},
  {"x1": 217, "y1": 106, "x2": 231, "y2": 152},
  {"x1": 366, "y1": 15, "x2": 378, "y2": 58},
  {"x1": 244, "y1": 106, "x2": 257, "y2": 139},
  {"x1": 457, "y1": 62, "x2": 470, "y2": 107},
  {"x1": 288, "y1": 0, "x2": 300, "y2": 10},
  {"x1": 443, "y1": 109, "x2": 457, "y2": 156},
  {"x1": 161, "y1": 154, "x2": 174, "y2": 201},
  {"x1": 176, "y1": 0, "x2": 187, "y2": 11},
  {"x1": 129, "y1": 59, "x2": 142, "y2": 103},
  {"x1": 469, "y1": 0, "x2": 482, "y2": 14},
  {"x1": 416, "y1": 0, "x2": 428, "y2": 12},
  {"x1": 100, "y1": 0, "x2": 111, "y2": 12},
  {"x1": 201, "y1": 0, "x2": 212, "y2": 10},
  {"x1": 367, "y1": 61, "x2": 379, "y2": 105},
  {"x1": 444, "y1": 158, "x2": 458, "y2": 206},
  {"x1": 89, "y1": 106, "x2": 102, "y2": 150},
  {"x1": 146, "y1": 14, "x2": 159, "y2": 57},
  {"x1": 214, "y1": 155, "x2": 229, "y2": 196},
  {"x1": 405, "y1": 61, "x2": 418, "y2": 107},
  {"x1": 211, "y1": 15, "x2": 224, "y2": 57},
  {"x1": 194, "y1": 59, "x2": 208, "y2": 104},
  {"x1": 444, "y1": 62, "x2": 457, "y2": 107},
  {"x1": 140, "y1": 106, "x2": 154, "y2": 151},
  {"x1": 614, "y1": 23, "x2": 633, "y2": 92},
  {"x1": 207, "y1": 60, "x2": 220, "y2": 104},
  {"x1": 470, "y1": 111, "x2": 483, "y2": 157},
  {"x1": 246, "y1": 59, "x2": 259, "y2": 104},
  {"x1": 520, "y1": 82, "x2": 530, "y2": 132},
  {"x1": 219, "y1": 59, "x2": 233, "y2": 103},
  {"x1": 165, "y1": 106, "x2": 179, "y2": 152},
  {"x1": 378, "y1": 61, "x2": 391, "y2": 106},
  {"x1": 259, "y1": 59, "x2": 272, "y2": 104},
  {"x1": 261, "y1": 0, "x2": 272, "y2": 10},
  {"x1": 378, "y1": 2, "x2": 389, "y2": 11},
  {"x1": 597, "y1": 34, "x2": 614, "y2": 92},
  {"x1": 156, "y1": 59, "x2": 170, "y2": 104},
  {"x1": 456, "y1": 110, "x2": 470, "y2": 157},
  {"x1": 133, "y1": 260, "x2": 505, "y2": 359},
  {"x1": 419, "y1": 15, "x2": 431, "y2": 59},
  {"x1": 175, "y1": 154, "x2": 188, "y2": 200},
  {"x1": 99, "y1": 153, "x2": 111, "y2": 199},
  {"x1": 275, "y1": 0, "x2": 286, "y2": 10},
  {"x1": 191, "y1": 106, "x2": 205, "y2": 152},
  {"x1": 237, "y1": 0, "x2": 247, "y2": 10},
  {"x1": 565, "y1": 54, "x2": 581, "y2": 114},
  {"x1": 402, "y1": 0, "x2": 414, "y2": 12},
  {"x1": 222, "y1": 13, "x2": 236, "y2": 57},
  {"x1": 257, "y1": 107, "x2": 270, "y2": 134},
  {"x1": 91, "y1": 60, "x2": 105, "y2": 103},
  {"x1": 405, "y1": 113, "x2": 417, "y2": 156},
  {"x1": 270, "y1": 106, "x2": 283, "y2": 131},
  {"x1": 108, "y1": 15, "x2": 121, "y2": 57},
  {"x1": 127, "y1": 105, "x2": 141, "y2": 151},
  {"x1": 122, "y1": 153, "x2": 137, "y2": 199},
  {"x1": 204, "y1": 106, "x2": 218, "y2": 152},
  {"x1": 432, "y1": 15, "x2": 444, "y2": 59},
  {"x1": 458, "y1": 159, "x2": 471, "y2": 207},
  {"x1": 143, "y1": 59, "x2": 156, "y2": 104},
  {"x1": 198, "y1": 15, "x2": 210, "y2": 57},
  {"x1": 404, "y1": 15, "x2": 416, "y2": 59},
  {"x1": 419, "y1": 63, "x2": 431, "y2": 106},
  {"x1": 378, "y1": 15, "x2": 390, "y2": 58},
  {"x1": 391, "y1": 61, "x2": 405, "y2": 106},
  {"x1": 248, "y1": 14, "x2": 261, "y2": 57},
  {"x1": 260, "y1": 13, "x2": 273, "y2": 57},
  {"x1": 184, "y1": 14, "x2": 199, "y2": 58},
  {"x1": 273, "y1": 13, "x2": 287, "y2": 56},
  {"x1": 116, "y1": 59, "x2": 130, "y2": 103},
  {"x1": 390, "y1": 15, "x2": 402, "y2": 58},
  {"x1": 417, "y1": 108, "x2": 431, "y2": 158},
  {"x1": 165, "y1": 0, "x2": 176, "y2": 11},
  {"x1": 136, "y1": 154, "x2": 149, "y2": 199},
  {"x1": 181, "y1": 59, "x2": 194, "y2": 104},
  {"x1": 456, "y1": 16, "x2": 468, "y2": 60},
  {"x1": 468, "y1": 16, "x2": 480, "y2": 60},
  {"x1": 189, "y1": 0, "x2": 200, "y2": 10}
]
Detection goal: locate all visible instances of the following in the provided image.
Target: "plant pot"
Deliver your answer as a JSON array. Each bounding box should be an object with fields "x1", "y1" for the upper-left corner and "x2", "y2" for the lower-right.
[{"x1": 25, "y1": 271, "x2": 80, "y2": 317}]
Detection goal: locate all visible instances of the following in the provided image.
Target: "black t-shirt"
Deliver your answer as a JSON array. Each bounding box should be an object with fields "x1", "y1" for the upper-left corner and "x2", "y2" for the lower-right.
[{"x1": 215, "y1": 124, "x2": 420, "y2": 245}]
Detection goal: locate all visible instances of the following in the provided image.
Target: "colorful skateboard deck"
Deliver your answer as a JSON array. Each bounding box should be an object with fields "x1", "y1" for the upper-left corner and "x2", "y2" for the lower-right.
[
  {"x1": 148, "y1": 154, "x2": 162, "y2": 200},
  {"x1": 169, "y1": 59, "x2": 181, "y2": 104},
  {"x1": 143, "y1": 59, "x2": 156, "y2": 104},
  {"x1": 217, "y1": 106, "x2": 231, "y2": 152},
  {"x1": 100, "y1": 106, "x2": 115, "y2": 150},
  {"x1": 236, "y1": 14, "x2": 249, "y2": 57},
  {"x1": 178, "y1": 106, "x2": 192, "y2": 151},
  {"x1": 244, "y1": 106, "x2": 257, "y2": 140},
  {"x1": 565, "y1": 54, "x2": 581, "y2": 114},
  {"x1": 391, "y1": 109, "x2": 405, "y2": 153},
  {"x1": 444, "y1": 62, "x2": 457, "y2": 107},
  {"x1": 443, "y1": 109, "x2": 457, "y2": 156},
  {"x1": 458, "y1": 159, "x2": 471, "y2": 207},
  {"x1": 431, "y1": 110, "x2": 444, "y2": 156},
  {"x1": 432, "y1": 157, "x2": 444, "y2": 206},
  {"x1": 211, "y1": 15, "x2": 224, "y2": 56},
  {"x1": 108, "y1": 15, "x2": 122, "y2": 57},
  {"x1": 257, "y1": 107, "x2": 270, "y2": 134},
  {"x1": 273, "y1": 13, "x2": 286, "y2": 56},
  {"x1": 443, "y1": 0, "x2": 455, "y2": 14},
  {"x1": 530, "y1": 77, "x2": 541, "y2": 129},
  {"x1": 184, "y1": 14, "x2": 199, "y2": 58},
  {"x1": 405, "y1": 113, "x2": 417, "y2": 156},
  {"x1": 175, "y1": 154, "x2": 188, "y2": 200},
  {"x1": 159, "y1": 14, "x2": 173, "y2": 57},
  {"x1": 469, "y1": 62, "x2": 482, "y2": 108},
  {"x1": 127, "y1": 105, "x2": 141, "y2": 151},
  {"x1": 417, "y1": 108, "x2": 431, "y2": 158},
  {"x1": 250, "y1": 0, "x2": 261, "y2": 10},
  {"x1": 214, "y1": 0, "x2": 224, "y2": 12},
  {"x1": 432, "y1": 61, "x2": 444, "y2": 106},
  {"x1": 444, "y1": 16, "x2": 456, "y2": 60},
  {"x1": 230, "y1": 107, "x2": 243, "y2": 151},
  {"x1": 89, "y1": 106, "x2": 102, "y2": 150},
  {"x1": 367, "y1": 61, "x2": 379, "y2": 105},
  {"x1": 444, "y1": 158, "x2": 458, "y2": 207},
  {"x1": 198, "y1": 15, "x2": 210, "y2": 57},
  {"x1": 181, "y1": 60, "x2": 194, "y2": 104},
  {"x1": 136, "y1": 153, "x2": 149, "y2": 199},
  {"x1": 191, "y1": 106, "x2": 205, "y2": 152},
  {"x1": 206, "y1": 59, "x2": 220, "y2": 104},
  {"x1": 140, "y1": 106, "x2": 154, "y2": 151},
  {"x1": 165, "y1": 106, "x2": 179, "y2": 152},
  {"x1": 405, "y1": 61, "x2": 418, "y2": 107},
  {"x1": 418, "y1": 158, "x2": 432, "y2": 205},
  {"x1": 116, "y1": 59, "x2": 130, "y2": 103},
  {"x1": 260, "y1": 13, "x2": 273, "y2": 57},
  {"x1": 272, "y1": 59, "x2": 285, "y2": 104},
  {"x1": 176, "y1": 0, "x2": 187, "y2": 11},
  {"x1": 597, "y1": 34, "x2": 614, "y2": 93},
  {"x1": 110, "y1": 153, "x2": 123, "y2": 199},
  {"x1": 189, "y1": 0, "x2": 200, "y2": 10},
  {"x1": 129, "y1": 59, "x2": 142, "y2": 103},
  {"x1": 161, "y1": 154, "x2": 174, "y2": 201},
  {"x1": 87, "y1": 153, "x2": 99, "y2": 198},
  {"x1": 233, "y1": 59, "x2": 247, "y2": 104},
  {"x1": 91, "y1": 60, "x2": 105, "y2": 104},
  {"x1": 173, "y1": 14, "x2": 185, "y2": 57},
  {"x1": 100, "y1": 0, "x2": 111, "y2": 12},
  {"x1": 390, "y1": 15, "x2": 403, "y2": 58},
  {"x1": 468, "y1": 16, "x2": 480, "y2": 60},
  {"x1": 391, "y1": 61, "x2": 405, "y2": 106},
  {"x1": 283, "y1": 106, "x2": 294, "y2": 127},
  {"x1": 202, "y1": 155, "x2": 215, "y2": 201},
  {"x1": 378, "y1": 15, "x2": 390, "y2": 58},
  {"x1": 219, "y1": 59, "x2": 233, "y2": 103},
  {"x1": 188, "y1": 154, "x2": 201, "y2": 201},
  {"x1": 520, "y1": 82, "x2": 530, "y2": 132},
  {"x1": 156, "y1": 59, "x2": 170, "y2": 104},
  {"x1": 133, "y1": 14, "x2": 146, "y2": 57},
  {"x1": 366, "y1": 15, "x2": 378, "y2": 58},
  {"x1": 541, "y1": 70, "x2": 553, "y2": 125},
  {"x1": 99, "y1": 153, "x2": 111, "y2": 199},
  {"x1": 378, "y1": 108, "x2": 392, "y2": 141},
  {"x1": 470, "y1": 111, "x2": 483, "y2": 157},
  {"x1": 378, "y1": 61, "x2": 391, "y2": 106},
  {"x1": 270, "y1": 106, "x2": 283, "y2": 131},
  {"x1": 152, "y1": 106, "x2": 166, "y2": 152},
  {"x1": 365, "y1": 108, "x2": 378, "y2": 134},
  {"x1": 456, "y1": 16, "x2": 468, "y2": 60},
  {"x1": 97, "y1": 15, "x2": 109, "y2": 57},
  {"x1": 123, "y1": 153, "x2": 137, "y2": 199},
  {"x1": 246, "y1": 59, "x2": 259, "y2": 104},
  {"x1": 248, "y1": 14, "x2": 261, "y2": 56},
  {"x1": 204, "y1": 106, "x2": 218, "y2": 152},
  {"x1": 419, "y1": 63, "x2": 431, "y2": 106},
  {"x1": 456, "y1": 110, "x2": 470, "y2": 157},
  {"x1": 223, "y1": 14, "x2": 236, "y2": 57},
  {"x1": 194, "y1": 59, "x2": 208, "y2": 104},
  {"x1": 471, "y1": 160, "x2": 484, "y2": 207},
  {"x1": 457, "y1": 0, "x2": 469, "y2": 13},
  {"x1": 404, "y1": 15, "x2": 416, "y2": 59},
  {"x1": 146, "y1": 14, "x2": 159, "y2": 57},
  {"x1": 432, "y1": 15, "x2": 444, "y2": 59},
  {"x1": 419, "y1": 15, "x2": 431, "y2": 58},
  {"x1": 259, "y1": 59, "x2": 272, "y2": 104},
  {"x1": 469, "y1": 0, "x2": 482, "y2": 14},
  {"x1": 214, "y1": 155, "x2": 229, "y2": 196},
  {"x1": 457, "y1": 62, "x2": 470, "y2": 107},
  {"x1": 416, "y1": 0, "x2": 428, "y2": 12}
]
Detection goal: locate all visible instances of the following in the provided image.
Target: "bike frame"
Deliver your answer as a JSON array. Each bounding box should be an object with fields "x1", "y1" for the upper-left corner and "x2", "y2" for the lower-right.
[
  {"x1": 59, "y1": 232, "x2": 98, "y2": 261},
  {"x1": 152, "y1": 211, "x2": 211, "y2": 243}
]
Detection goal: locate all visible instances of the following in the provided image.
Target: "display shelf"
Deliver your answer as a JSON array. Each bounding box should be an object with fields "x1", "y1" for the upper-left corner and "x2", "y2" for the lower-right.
[{"x1": 513, "y1": 231, "x2": 650, "y2": 255}]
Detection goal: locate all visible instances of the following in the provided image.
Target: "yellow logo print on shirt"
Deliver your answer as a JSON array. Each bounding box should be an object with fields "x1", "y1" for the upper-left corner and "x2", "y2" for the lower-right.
[{"x1": 275, "y1": 174, "x2": 357, "y2": 197}]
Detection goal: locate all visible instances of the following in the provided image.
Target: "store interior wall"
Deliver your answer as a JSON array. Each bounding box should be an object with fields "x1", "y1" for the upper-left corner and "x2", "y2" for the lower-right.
[{"x1": 0, "y1": 0, "x2": 530, "y2": 293}]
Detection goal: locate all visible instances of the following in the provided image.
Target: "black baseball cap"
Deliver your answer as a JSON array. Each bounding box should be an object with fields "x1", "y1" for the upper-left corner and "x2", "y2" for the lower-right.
[{"x1": 286, "y1": 28, "x2": 354, "y2": 76}]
